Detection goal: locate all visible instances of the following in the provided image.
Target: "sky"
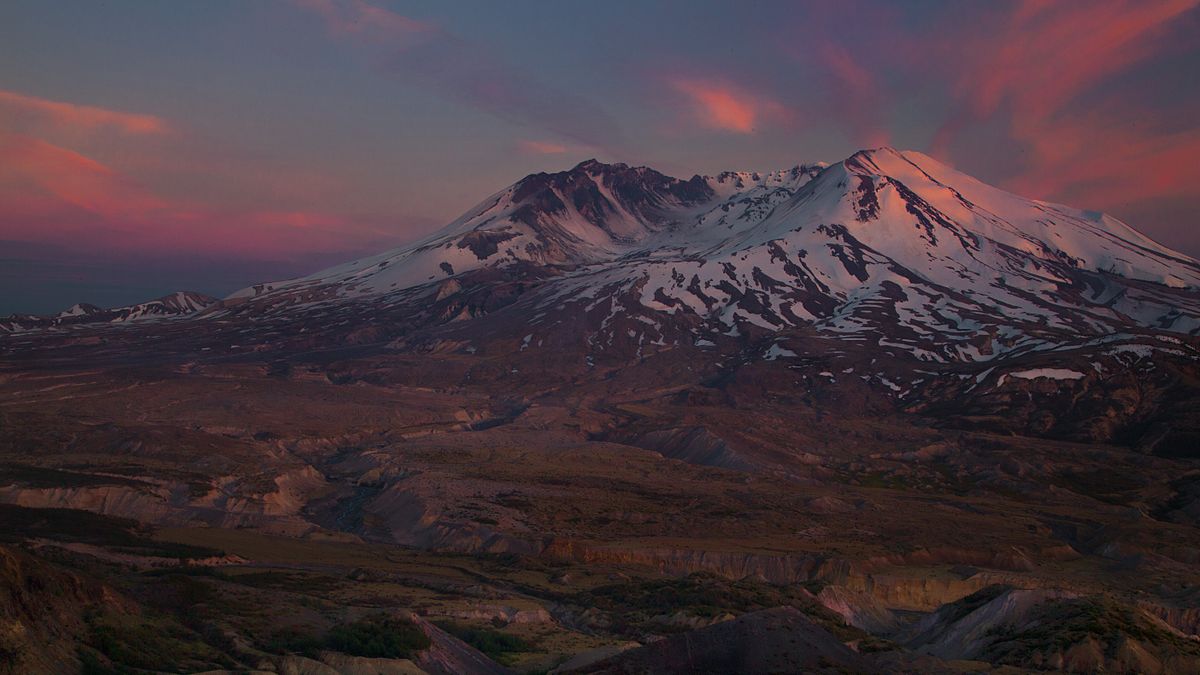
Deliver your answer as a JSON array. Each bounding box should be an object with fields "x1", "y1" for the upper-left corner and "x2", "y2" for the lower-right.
[{"x1": 1, "y1": 0, "x2": 1199, "y2": 314}]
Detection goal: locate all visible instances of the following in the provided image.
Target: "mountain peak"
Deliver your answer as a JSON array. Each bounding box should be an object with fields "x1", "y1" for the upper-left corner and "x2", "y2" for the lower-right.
[
  {"x1": 842, "y1": 146, "x2": 913, "y2": 172},
  {"x1": 509, "y1": 159, "x2": 712, "y2": 232},
  {"x1": 2, "y1": 291, "x2": 218, "y2": 333},
  {"x1": 57, "y1": 303, "x2": 102, "y2": 319},
  {"x1": 570, "y1": 158, "x2": 625, "y2": 173},
  {"x1": 227, "y1": 150, "x2": 1198, "y2": 350}
]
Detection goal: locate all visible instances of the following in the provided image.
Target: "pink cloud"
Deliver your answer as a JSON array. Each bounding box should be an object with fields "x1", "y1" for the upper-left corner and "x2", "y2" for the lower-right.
[
  {"x1": 1004, "y1": 112, "x2": 1200, "y2": 211},
  {"x1": 0, "y1": 82, "x2": 410, "y2": 264},
  {"x1": 241, "y1": 210, "x2": 350, "y2": 230},
  {"x1": 290, "y1": 0, "x2": 433, "y2": 46},
  {"x1": 0, "y1": 129, "x2": 402, "y2": 262},
  {"x1": 957, "y1": 0, "x2": 1196, "y2": 124},
  {"x1": 0, "y1": 92, "x2": 177, "y2": 233},
  {"x1": 815, "y1": 43, "x2": 890, "y2": 147},
  {"x1": 0, "y1": 80, "x2": 430, "y2": 277},
  {"x1": 922, "y1": 0, "x2": 1200, "y2": 217},
  {"x1": 0, "y1": 132, "x2": 167, "y2": 220},
  {"x1": 666, "y1": 77, "x2": 790, "y2": 134},
  {"x1": 820, "y1": 44, "x2": 873, "y2": 104},
  {"x1": 0, "y1": 89, "x2": 168, "y2": 135},
  {"x1": 766, "y1": 0, "x2": 1198, "y2": 244},
  {"x1": 155, "y1": 207, "x2": 392, "y2": 259}
]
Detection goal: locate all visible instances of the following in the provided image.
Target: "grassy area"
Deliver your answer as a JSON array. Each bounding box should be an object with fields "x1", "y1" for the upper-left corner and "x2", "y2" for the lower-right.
[
  {"x1": 434, "y1": 621, "x2": 535, "y2": 665},
  {"x1": 259, "y1": 613, "x2": 432, "y2": 661},
  {"x1": 81, "y1": 610, "x2": 235, "y2": 673},
  {"x1": 326, "y1": 614, "x2": 431, "y2": 659}
]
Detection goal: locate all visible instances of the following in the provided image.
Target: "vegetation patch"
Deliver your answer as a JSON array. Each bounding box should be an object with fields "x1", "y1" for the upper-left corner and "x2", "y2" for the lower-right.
[
  {"x1": 262, "y1": 613, "x2": 431, "y2": 660},
  {"x1": 326, "y1": 613, "x2": 431, "y2": 659},
  {"x1": 263, "y1": 626, "x2": 324, "y2": 660},
  {"x1": 82, "y1": 610, "x2": 234, "y2": 673},
  {"x1": 434, "y1": 621, "x2": 534, "y2": 664}
]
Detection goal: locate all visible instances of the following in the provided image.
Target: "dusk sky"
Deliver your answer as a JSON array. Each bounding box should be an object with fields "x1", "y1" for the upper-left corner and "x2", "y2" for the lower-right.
[{"x1": 2, "y1": 0, "x2": 1199, "y2": 314}]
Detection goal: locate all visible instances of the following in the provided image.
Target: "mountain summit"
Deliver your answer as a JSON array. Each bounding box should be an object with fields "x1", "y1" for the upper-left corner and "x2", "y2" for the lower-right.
[{"x1": 220, "y1": 148, "x2": 1197, "y2": 364}]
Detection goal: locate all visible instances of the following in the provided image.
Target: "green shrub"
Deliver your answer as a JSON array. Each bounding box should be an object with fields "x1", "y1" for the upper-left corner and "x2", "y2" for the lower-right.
[
  {"x1": 84, "y1": 611, "x2": 233, "y2": 672},
  {"x1": 434, "y1": 621, "x2": 533, "y2": 662},
  {"x1": 264, "y1": 627, "x2": 324, "y2": 659},
  {"x1": 326, "y1": 613, "x2": 430, "y2": 659}
]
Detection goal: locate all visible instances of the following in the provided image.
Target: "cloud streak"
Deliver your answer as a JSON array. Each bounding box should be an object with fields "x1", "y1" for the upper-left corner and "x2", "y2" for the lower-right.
[
  {"x1": 666, "y1": 77, "x2": 791, "y2": 134},
  {"x1": 291, "y1": 0, "x2": 432, "y2": 45},
  {"x1": 0, "y1": 88, "x2": 409, "y2": 265},
  {"x1": 953, "y1": 0, "x2": 1196, "y2": 123},
  {"x1": 927, "y1": 0, "x2": 1200, "y2": 214},
  {"x1": 813, "y1": 43, "x2": 890, "y2": 148},
  {"x1": 0, "y1": 135, "x2": 401, "y2": 262},
  {"x1": 0, "y1": 133, "x2": 166, "y2": 221},
  {"x1": 0, "y1": 89, "x2": 169, "y2": 136}
]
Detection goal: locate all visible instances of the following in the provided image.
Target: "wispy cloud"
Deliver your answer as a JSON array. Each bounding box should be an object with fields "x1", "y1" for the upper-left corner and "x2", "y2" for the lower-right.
[
  {"x1": 388, "y1": 37, "x2": 624, "y2": 150},
  {"x1": 0, "y1": 89, "x2": 168, "y2": 135},
  {"x1": 928, "y1": 0, "x2": 1200, "y2": 211},
  {"x1": 290, "y1": 0, "x2": 432, "y2": 45},
  {"x1": 1003, "y1": 108, "x2": 1200, "y2": 211},
  {"x1": 952, "y1": 0, "x2": 1196, "y2": 124},
  {"x1": 0, "y1": 133, "x2": 166, "y2": 221},
  {"x1": 289, "y1": 0, "x2": 623, "y2": 152},
  {"x1": 0, "y1": 131, "x2": 401, "y2": 260},
  {"x1": 0, "y1": 87, "x2": 406, "y2": 263},
  {"x1": 665, "y1": 77, "x2": 790, "y2": 134},
  {"x1": 814, "y1": 43, "x2": 890, "y2": 147}
]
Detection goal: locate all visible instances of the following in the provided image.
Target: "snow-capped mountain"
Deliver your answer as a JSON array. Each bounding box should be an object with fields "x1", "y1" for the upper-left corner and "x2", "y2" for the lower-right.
[
  {"x1": 227, "y1": 148, "x2": 1199, "y2": 363},
  {"x1": 230, "y1": 159, "x2": 778, "y2": 298},
  {"x1": 0, "y1": 291, "x2": 217, "y2": 333},
  {"x1": 5, "y1": 148, "x2": 1199, "y2": 446}
]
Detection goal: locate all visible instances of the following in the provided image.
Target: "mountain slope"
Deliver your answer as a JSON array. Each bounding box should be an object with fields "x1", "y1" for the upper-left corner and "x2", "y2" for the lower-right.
[
  {"x1": 6, "y1": 148, "x2": 1198, "y2": 370},
  {"x1": 218, "y1": 148, "x2": 1197, "y2": 368},
  {"x1": 525, "y1": 148, "x2": 1200, "y2": 362},
  {"x1": 230, "y1": 159, "x2": 728, "y2": 300}
]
